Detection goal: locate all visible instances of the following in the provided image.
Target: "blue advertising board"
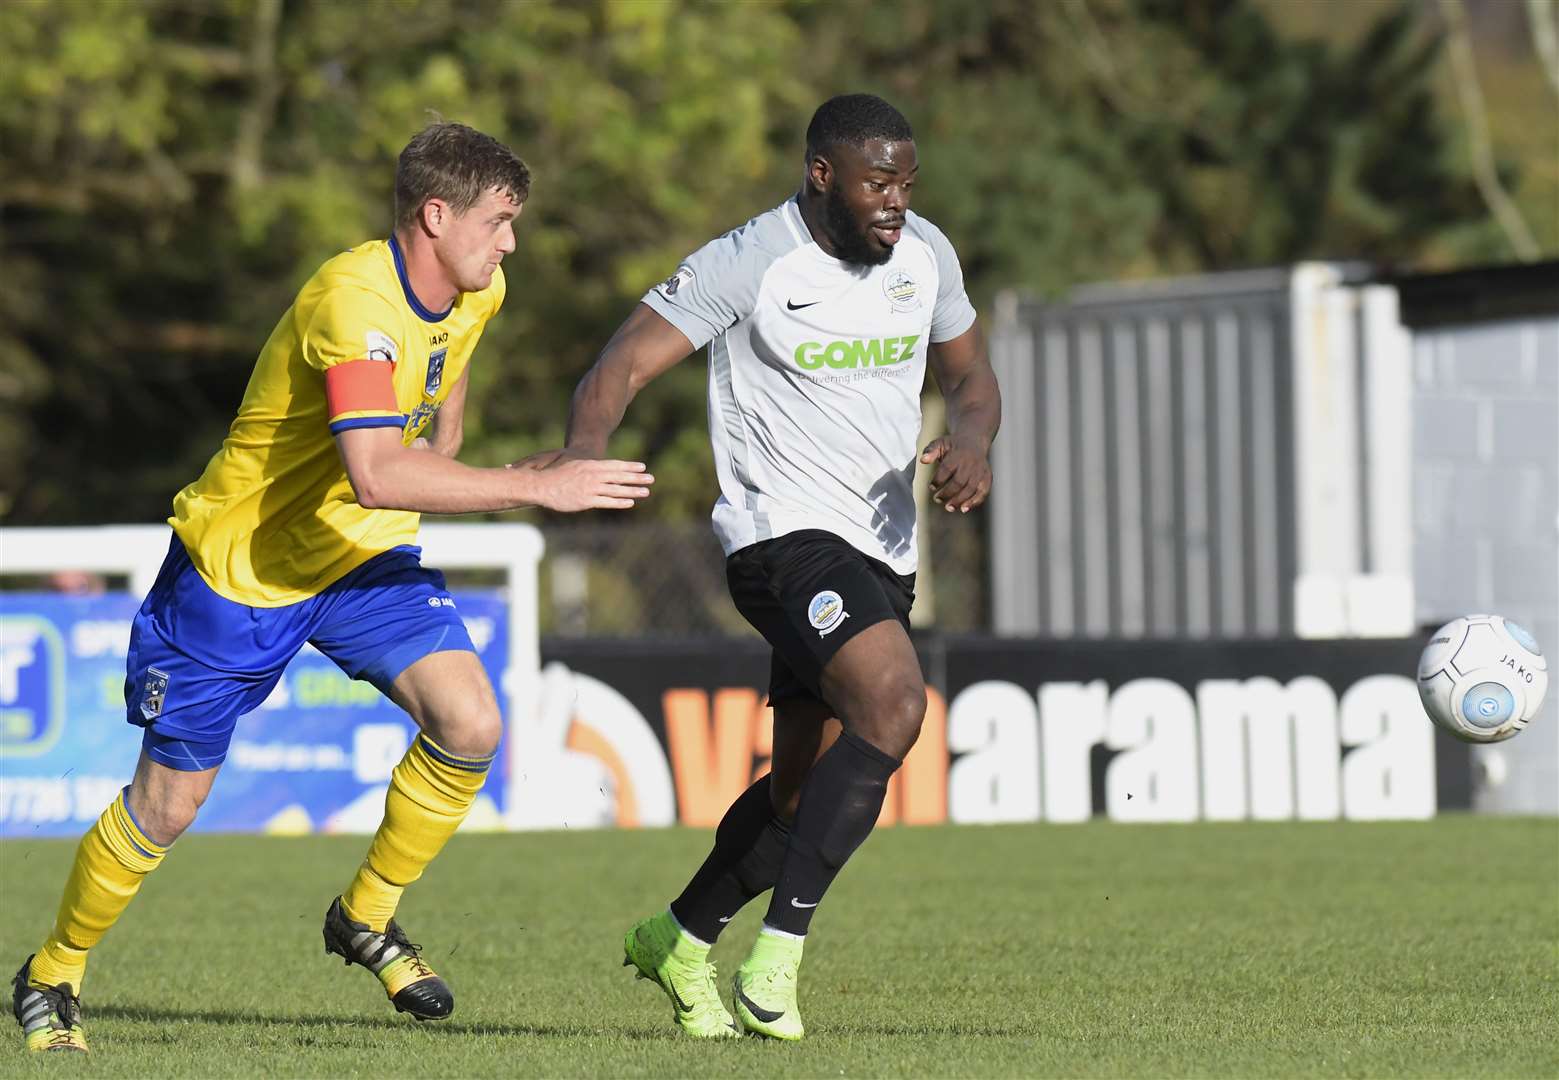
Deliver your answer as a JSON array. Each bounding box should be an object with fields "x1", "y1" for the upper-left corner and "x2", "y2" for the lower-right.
[{"x1": 0, "y1": 592, "x2": 509, "y2": 838}]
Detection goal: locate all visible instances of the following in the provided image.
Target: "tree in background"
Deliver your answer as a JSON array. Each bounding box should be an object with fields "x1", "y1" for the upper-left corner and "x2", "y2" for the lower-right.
[
  {"x1": 0, "y1": 0, "x2": 1547, "y2": 528},
  {"x1": 796, "y1": 0, "x2": 1499, "y2": 286},
  {"x1": 0, "y1": 0, "x2": 812, "y2": 523}
]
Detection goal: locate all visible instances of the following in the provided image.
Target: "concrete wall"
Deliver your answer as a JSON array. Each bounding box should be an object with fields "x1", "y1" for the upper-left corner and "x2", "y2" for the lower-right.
[{"x1": 1412, "y1": 317, "x2": 1559, "y2": 814}]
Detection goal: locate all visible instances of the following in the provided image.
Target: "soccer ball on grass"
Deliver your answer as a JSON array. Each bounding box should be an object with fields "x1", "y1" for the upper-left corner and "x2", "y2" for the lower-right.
[{"x1": 1416, "y1": 615, "x2": 1548, "y2": 744}]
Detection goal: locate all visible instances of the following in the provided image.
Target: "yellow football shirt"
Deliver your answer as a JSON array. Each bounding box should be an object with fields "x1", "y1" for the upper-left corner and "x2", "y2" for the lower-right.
[{"x1": 170, "y1": 236, "x2": 505, "y2": 606}]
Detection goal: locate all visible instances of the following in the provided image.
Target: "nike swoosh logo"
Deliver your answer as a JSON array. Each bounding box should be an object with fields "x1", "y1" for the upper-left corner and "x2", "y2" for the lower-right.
[
  {"x1": 718, "y1": 915, "x2": 735, "y2": 923},
  {"x1": 790, "y1": 898, "x2": 819, "y2": 909},
  {"x1": 666, "y1": 979, "x2": 693, "y2": 1013},
  {"x1": 786, "y1": 300, "x2": 820, "y2": 310},
  {"x1": 736, "y1": 984, "x2": 786, "y2": 1024}
]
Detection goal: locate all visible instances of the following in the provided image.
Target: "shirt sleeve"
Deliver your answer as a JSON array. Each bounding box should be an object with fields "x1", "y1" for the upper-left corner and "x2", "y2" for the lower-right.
[
  {"x1": 908, "y1": 213, "x2": 978, "y2": 343},
  {"x1": 640, "y1": 218, "x2": 776, "y2": 351},
  {"x1": 302, "y1": 287, "x2": 407, "y2": 434}
]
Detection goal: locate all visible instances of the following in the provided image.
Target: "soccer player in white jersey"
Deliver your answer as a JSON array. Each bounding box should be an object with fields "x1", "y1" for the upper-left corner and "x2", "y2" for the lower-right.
[{"x1": 566, "y1": 94, "x2": 1001, "y2": 1039}]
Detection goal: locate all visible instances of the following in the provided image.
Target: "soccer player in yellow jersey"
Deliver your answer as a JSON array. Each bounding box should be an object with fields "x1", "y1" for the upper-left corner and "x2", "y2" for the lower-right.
[{"x1": 10, "y1": 122, "x2": 653, "y2": 1053}]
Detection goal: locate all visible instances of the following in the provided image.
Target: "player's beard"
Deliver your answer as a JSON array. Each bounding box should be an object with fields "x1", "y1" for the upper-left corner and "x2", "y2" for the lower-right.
[{"x1": 823, "y1": 179, "x2": 893, "y2": 268}]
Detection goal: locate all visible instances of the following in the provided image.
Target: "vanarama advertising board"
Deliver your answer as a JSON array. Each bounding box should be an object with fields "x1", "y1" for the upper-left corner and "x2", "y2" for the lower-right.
[
  {"x1": 541, "y1": 636, "x2": 1466, "y2": 829},
  {"x1": 0, "y1": 590, "x2": 1466, "y2": 836}
]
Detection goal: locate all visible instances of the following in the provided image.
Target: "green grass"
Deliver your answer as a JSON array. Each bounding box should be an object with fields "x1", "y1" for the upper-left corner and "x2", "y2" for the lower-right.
[{"x1": 1, "y1": 818, "x2": 1555, "y2": 1078}]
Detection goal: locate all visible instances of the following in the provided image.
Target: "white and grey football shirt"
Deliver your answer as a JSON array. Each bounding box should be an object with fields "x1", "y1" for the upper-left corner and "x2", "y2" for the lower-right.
[{"x1": 641, "y1": 197, "x2": 976, "y2": 574}]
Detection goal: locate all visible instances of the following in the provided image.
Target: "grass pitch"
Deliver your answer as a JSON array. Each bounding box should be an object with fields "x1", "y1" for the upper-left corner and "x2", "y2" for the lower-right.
[{"x1": 1, "y1": 817, "x2": 1555, "y2": 1078}]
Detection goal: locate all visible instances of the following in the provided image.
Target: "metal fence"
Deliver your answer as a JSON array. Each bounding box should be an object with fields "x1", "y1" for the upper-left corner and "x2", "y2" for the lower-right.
[{"x1": 988, "y1": 263, "x2": 1416, "y2": 640}]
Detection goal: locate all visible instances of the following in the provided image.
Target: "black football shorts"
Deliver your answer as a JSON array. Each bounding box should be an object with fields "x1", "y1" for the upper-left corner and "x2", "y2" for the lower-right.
[{"x1": 725, "y1": 529, "x2": 915, "y2": 707}]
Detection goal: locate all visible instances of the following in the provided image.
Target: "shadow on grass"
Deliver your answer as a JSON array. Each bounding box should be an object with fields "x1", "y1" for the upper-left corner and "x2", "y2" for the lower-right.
[
  {"x1": 89, "y1": 1003, "x2": 670, "y2": 1042},
  {"x1": 92, "y1": 1004, "x2": 1042, "y2": 1043}
]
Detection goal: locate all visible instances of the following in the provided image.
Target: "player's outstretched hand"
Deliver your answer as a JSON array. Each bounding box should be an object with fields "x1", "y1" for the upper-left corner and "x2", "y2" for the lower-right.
[
  {"x1": 507, "y1": 448, "x2": 568, "y2": 470},
  {"x1": 920, "y1": 434, "x2": 991, "y2": 513},
  {"x1": 525, "y1": 456, "x2": 654, "y2": 512}
]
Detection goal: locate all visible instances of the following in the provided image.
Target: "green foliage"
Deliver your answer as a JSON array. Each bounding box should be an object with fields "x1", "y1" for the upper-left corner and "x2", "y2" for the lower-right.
[
  {"x1": 0, "y1": 0, "x2": 1538, "y2": 524},
  {"x1": 0, "y1": 0, "x2": 810, "y2": 522}
]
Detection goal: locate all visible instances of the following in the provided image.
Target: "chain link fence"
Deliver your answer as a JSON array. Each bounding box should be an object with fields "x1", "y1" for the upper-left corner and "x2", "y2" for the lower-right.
[{"x1": 529, "y1": 511, "x2": 989, "y2": 638}]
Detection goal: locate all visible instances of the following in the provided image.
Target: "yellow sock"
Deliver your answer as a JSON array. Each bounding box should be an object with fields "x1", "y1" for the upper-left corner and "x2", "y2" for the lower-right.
[
  {"x1": 29, "y1": 789, "x2": 168, "y2": 995},
  {"x1": 340, "y1": 734, "x2": 493, "y2": 931}
]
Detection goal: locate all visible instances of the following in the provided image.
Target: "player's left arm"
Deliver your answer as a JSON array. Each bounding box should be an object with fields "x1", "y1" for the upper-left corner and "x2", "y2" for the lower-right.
[
  {"x1": 922, "y1": 323, "x2": 1001, "y2": 513},
  {"x1": 422, "y1": 368, "x2": 469, "y2": 458}
]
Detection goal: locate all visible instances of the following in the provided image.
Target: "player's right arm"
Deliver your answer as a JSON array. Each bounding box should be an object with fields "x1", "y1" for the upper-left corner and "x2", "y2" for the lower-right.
[
  {"x1": 335, "y1": 425, "x2": 652, "y2": 513},
  {"x1": 565, "y1": 304, "x2": 696, "y2": 458},
  {"x1": 310, "y1": 285, "x2": 651, "y2": 513},
  {"x1": 568, "y1": 227, "x2": 765, "y2": 458}
]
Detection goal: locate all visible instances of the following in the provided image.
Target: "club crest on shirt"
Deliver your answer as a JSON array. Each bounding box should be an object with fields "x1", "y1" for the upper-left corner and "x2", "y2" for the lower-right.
[
  {"x1": 658, "y1": 265, "x2": 695, "y2": 299},
  {"x1": 425, "y1": 348, "x2": 447, "y2": 397},
  {"x1": 808, "y1": 590, "x2": 849, "y2": 637},
  {"x1": 139, "y1": 668, "x2": 169, "y2": 721},
  {"x1": 883, "y1": 269, "x2": 920, "y2": 312},
  {"x1": 366, "y1": 330, "x2": 398, "y2": 364}
]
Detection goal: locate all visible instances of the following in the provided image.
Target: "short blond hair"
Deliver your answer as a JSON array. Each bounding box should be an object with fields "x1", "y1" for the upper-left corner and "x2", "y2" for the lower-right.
[{"x1": 393, "y1": 122, "x2": 530, "y2": 230}]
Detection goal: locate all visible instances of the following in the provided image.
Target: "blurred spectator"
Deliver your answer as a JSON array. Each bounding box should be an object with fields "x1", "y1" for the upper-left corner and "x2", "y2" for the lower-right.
[{"x1": 48, "y1": 571, "x2": 107, "y2": 596}]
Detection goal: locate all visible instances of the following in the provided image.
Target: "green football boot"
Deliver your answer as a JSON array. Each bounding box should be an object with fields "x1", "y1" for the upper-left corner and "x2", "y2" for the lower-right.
[
  {"x1": 622, "y1": 911, "x2": 739, "y2": 1038},
  {"x1": 731, "y1": 929, "x2": 805, "y2": 1040},
  {"x1": 322, "y1": 897, "x2": 453, "y2": 1021},
  {"x1": 11, "y1": 957, "x2": 88, "y2": 1053}
]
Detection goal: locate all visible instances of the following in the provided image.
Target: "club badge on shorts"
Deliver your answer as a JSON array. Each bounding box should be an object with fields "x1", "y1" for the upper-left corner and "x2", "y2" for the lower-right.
[
  {"x1": 808, "y1": 590, "x2": 849, "y2": 638},
  {"x1": 139, "y1": 668, "x2": 170, "y2": 721}
]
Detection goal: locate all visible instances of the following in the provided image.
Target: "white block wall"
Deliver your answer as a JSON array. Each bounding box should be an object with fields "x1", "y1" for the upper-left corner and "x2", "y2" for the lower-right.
[{"x1": 1413, "y1": 317, "x2": 1559, "y2": 814}]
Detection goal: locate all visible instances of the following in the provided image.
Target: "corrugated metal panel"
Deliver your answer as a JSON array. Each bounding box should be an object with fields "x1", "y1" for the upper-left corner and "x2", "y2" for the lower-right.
[{"x1": 990, "y1": 269, "x2": 1311, "y2": 639}]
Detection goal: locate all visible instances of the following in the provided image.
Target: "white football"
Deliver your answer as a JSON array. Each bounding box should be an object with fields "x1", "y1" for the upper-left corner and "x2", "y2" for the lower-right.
[{"x1": 1417, "y1": 615, "x2": 1548, "y2": 743}]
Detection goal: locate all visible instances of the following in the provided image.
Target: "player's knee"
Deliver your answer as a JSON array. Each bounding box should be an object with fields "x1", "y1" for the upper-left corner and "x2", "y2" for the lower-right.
[
  {"x1": 132, "y1": 787, "x2": 205, "y2": 846},
  {"x1": 470, "y1": 710, "x2": 503, "y2": 757},
  {"x1": 428, "y1": 705, "x2": 502, "y2": 760},
  {"x1": 851, "y1": 681, "x2": 924, "y2": 759},
  {"x1": 886, "y1": 686, "x2": 927, "y2": 757}
]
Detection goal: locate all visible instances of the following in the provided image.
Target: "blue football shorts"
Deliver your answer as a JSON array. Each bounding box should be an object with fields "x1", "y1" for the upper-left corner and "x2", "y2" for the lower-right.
[{"x1": 124, "y1": 534, "x2": 475, "y2": 771}]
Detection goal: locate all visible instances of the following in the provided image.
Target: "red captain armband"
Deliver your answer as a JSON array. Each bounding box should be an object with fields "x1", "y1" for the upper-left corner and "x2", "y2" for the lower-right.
[{"x1": 325, "y1": 359, "x2": 403, "y2": 434}]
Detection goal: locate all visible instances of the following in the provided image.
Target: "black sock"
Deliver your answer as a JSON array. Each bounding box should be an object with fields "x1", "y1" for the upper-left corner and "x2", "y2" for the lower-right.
[
  {"x1": 670, "y1": 776, "x2": 792, "y2": 943},
  {"x1": 764, "y1": 730, "x2": 900, "y2": 936}
]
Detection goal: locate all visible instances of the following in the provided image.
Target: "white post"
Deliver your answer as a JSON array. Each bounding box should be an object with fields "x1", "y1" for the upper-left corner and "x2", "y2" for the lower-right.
[
  {"x1": 401, "y1": 524, "x2": 544, "y2": 831},
  {"x1": 1349, "y1": 286, "x2": 1415, "y2": 636},
  {"x1": 988, "y1": 290, "x2": 1042, "y2": 635},
  {"x1": 1290, "y1": 264, "x2": 1363, "y2": 637}
]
